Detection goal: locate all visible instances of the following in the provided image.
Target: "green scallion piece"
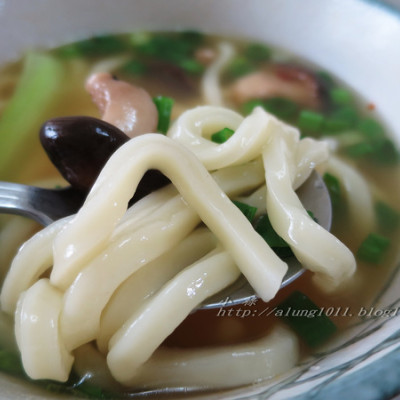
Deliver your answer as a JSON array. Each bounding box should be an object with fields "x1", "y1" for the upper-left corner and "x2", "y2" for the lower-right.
[
  {"x1": 180, "y1": 30, "x2": 205, "y2": 46},
  {"x1": 316, "y1": 71, "x2": 335, "y2": 89},
  {"x1": 254, "y1": 214, "x2": 288, "y2": 248},
  {"x1": 307, "y1": 210, "x2": 318, "y2": 223},
  {"x1": 263, "y1": 97, "x2": 298, "y2": 120},
  {"x1": 357, "y1": 233, "x2": 390, "y2": 264},
  {"x1": 369, "y1": 138, "x2": 400, "y2": 165},
  {"x1": 178, "y1": 59, "x2": 204, "y2": 75},
  {"x1": 130, "y1": 31, "x2": 152, "y2": 47},
  {"x1": 323, "y1": 116, "x2": 353, "y2": 133},
  {"x1": 133, "y1": 33, "x2": 198, "y2": 64},
  {"x1": 241, "y1": 99, "x2": 265, "y2": 116},
  {"x1": 375, "y1": 202, "x2": 400, "y2": 233},
  {"x1": 227, "y1": 57, "x2": 255, "y2": 78},
  {"x1": 0, "y1": 350, "x2": 24, "y2": 376},
  {"x1": 345, "y1": 142, "x2": 374, "y2": 158},
  {"x1": 323, "y1": 173, "x2": 342, "y2": 211},
  {"x1": 153, "y1": 96, "x2": 174, "y2": 134},
  {"x1": 331, "y1": 106, "x2": 359, "y2": 127},
  {"x1": 358, "y1": 118, "x2": 385, "y2": 140},
  {"x1": 211, "y1": 127, "x2": 234, "y2": 143},
  {"x1": 329, "y1": 88, "x2": 352, "y2": 105},
  {"x1": 253, "y1": 214, "x2": 294, "y2": 258},
  {"x1": 121, "y1": 59, "x2": 147, "y2": 76},
  {"x1": 298, "y1": 110, "x2": 324, "y2": 133},
  {"x1": 244, "y1": 43, "x2": 271, "y2": 62},
  {"x1": 278, "y1": 291, "x2": 337, "y2": 347},
  {"x1": 56, "y1": 35, "x2": 127, "y2": 58},
  {"x1": 233, "y1": 201, "x2": 257, "y2": 222}
]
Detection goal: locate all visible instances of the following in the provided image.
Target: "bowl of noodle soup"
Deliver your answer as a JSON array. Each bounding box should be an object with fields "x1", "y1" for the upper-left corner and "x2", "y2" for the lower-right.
[{"x1": 0, "y1": 0, "x2": 399, "y2": 399}]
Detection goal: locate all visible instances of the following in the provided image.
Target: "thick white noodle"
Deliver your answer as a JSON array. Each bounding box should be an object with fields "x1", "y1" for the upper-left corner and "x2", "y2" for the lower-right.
[
  {"x1": 61, "y1": 163, "x2": 266, "y2": 351},
  {"x1": 0, "y1": 217, "x2": 37, "y2": 282},
  {"x1": 169, "y1": 106, "x2": 283, "y2": 170},
  {"x1": 96, "y1": 228, "x2": 216, "y2": 353},
  {"x1": 75, "y1": 324, "x2": 299, "y2": 390},
  {"x1": 61, "y1": 194, "x2": 200, "y2": 350},
  {"x1": 114, "y1": 324, "x2": 299, "y2": 388},
  {"x1": 201, "y1": 42, "x2": 235, "y2": 106},
  {"x1": 107, "y1": 247, "x2": 241, "y2": 383},
  {"x1": 15, "y1": 279, "x2": 73, "y2": 381},
  {"x1": 1, "y1": 106, "x2": 357, "y2": 386},
  {"x1": 293, "y1": 137, "x2": 330, "y2": 189},
  {"x1": 0, "y1": 217, "x2": 71, "y2": 314},
  {"x1": 169, "y1": 106, "x2": 328, "y2": 176},
  {"x1": 325, "y1": 156, "x2": 376, "y2": 244},
  {"x1": 235, "y1": 185, "x2": 268, "y2": 217},
  {"x1": 52, "y1": 133, "x2": 287, "y2": 301},
  {"x1": 262, "y1": 131, "x2": 356, "y2": 291}
]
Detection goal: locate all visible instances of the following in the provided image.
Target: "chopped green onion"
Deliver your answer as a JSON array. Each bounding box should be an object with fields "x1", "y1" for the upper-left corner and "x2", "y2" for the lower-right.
[
  {"x1": 120, "y1": 59, "x2": 147, "y2": 76},
  {"x1": 0, "y1": 52, "x2": 64, "y2": 179},
  {"x1": 211, "y1": 127, "x2": 234, "y2": 143},
  {"x1": 323, "y1": 173, "x2": 342, "y2": 211},
  {"x1": 375, "y1": 202, "x2": 400, "y2": 233},
  {"x1": 369, "y1": 138, "x2": 399, "y2": 165},
  {"x1": 227, "y1": 57, "x2": 255, "y2": 78},
  {"x1": 133, "y1": 32, "x2": 202, "y2": 66},
  {"x1": 56, "y1": 35, "x2": 127, "y2": 58},
  {"x1": 233, "y1": 201, "x2": 257, "y2": 222},
  {"x1": 0, "y1": 350, "x2": 24, "y2": 375},
  {"x1": 71, "y1": 381, "x2": 104, "y2": 398},
  {"x1": 241, "y1": 99, "x2": 265, "y2": 116},
  {"x1": 178, "y1": 59, "x2": 204, "y2": 75},
  {"x1": 153, "y1": 96, "x2": 174, "y2": 134},
  {"x1": 277, "y1": 291, "x2": 337, "y2": 347},
  {"x1": 254, "y1": 214, "x2": 288, "y2": 248},
  {"x1": 345, "y1": 142, "x2": 374, "y2": 158},
  {"x1": 133, "y1": 35, "x2": 171, "y2": 57},
  {"x1": 358, "y1": 118, "x2": 385, "y2": 140},
  {"x1": 242, "y1": 97, "x2": 299, "y2": 121},
  {"x1": 244, "y1": 43, "x2": 271, "y2": 62},
  {"x1": 298, "y1": 110, "x2": 324, "y2": 133},
  {"x1": 180, "y1": 30, "x2": 204, "y2": 46},
  {"x1": 253, "y1": 214, "x2": 294, "y2": 258},
  {"x1": 263, "y1": 97, "x2": 298, "y2": 120},
  {"x1": 329, "y1": 88, "x2": 352, "y2": 105},
  {"x1": 331, "y1": 106, "x2": 359, "y2": 127},
  {"x1": 307, "y1": 210, "x2": 318, "y2": 223},
  {"x1": 130, "y1": 31, "x2": 152, "y2": 47},
  {"x1": 323, "y1": 115, "x2": 353, "y2": 133},
  {"x1": 357, "y1": 233, "x2": 390, "y2": 264},
  {"x1": 316, "y1": 71, "x2": 335, "y2": 89}
]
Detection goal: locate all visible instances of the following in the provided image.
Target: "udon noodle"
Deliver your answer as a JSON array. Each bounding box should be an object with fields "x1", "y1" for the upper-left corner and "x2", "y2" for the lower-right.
[{"x1": 1, "y1": 104, "x2": 355, "y2": 385}]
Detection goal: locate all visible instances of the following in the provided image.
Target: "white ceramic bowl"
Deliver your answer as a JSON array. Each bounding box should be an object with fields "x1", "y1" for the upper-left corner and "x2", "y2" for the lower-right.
[{"x1": 0, "y1": 1, "x2": 399, "y2": 399}]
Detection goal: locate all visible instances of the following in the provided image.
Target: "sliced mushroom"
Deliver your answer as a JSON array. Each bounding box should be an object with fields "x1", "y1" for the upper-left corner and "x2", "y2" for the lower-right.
[
  {"x1": 40, "y1": 116, "x2": 170, "y2": 198},
  {"x1": 229, "y1": 64, "x2": 324, "y2": 109},
  {"x1": 85, "y1": 72, "x2": 158, "y2": 138}
]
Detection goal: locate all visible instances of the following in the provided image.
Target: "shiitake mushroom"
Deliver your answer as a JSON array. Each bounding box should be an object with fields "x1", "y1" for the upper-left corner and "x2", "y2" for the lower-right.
[{"x1": 40, "y1": 116, "x2": 169, "y2": 202}]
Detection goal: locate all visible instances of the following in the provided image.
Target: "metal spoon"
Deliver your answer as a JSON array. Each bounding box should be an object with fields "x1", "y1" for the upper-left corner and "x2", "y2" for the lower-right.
[{"x1": 0, "y1": 171, "x2": 331, "y2": 309}]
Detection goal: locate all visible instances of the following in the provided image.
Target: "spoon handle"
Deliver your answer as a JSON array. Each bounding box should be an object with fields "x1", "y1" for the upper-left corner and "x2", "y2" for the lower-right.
[{"x1": 0, "y1": 181, "x2": 84, "y2": 226}]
